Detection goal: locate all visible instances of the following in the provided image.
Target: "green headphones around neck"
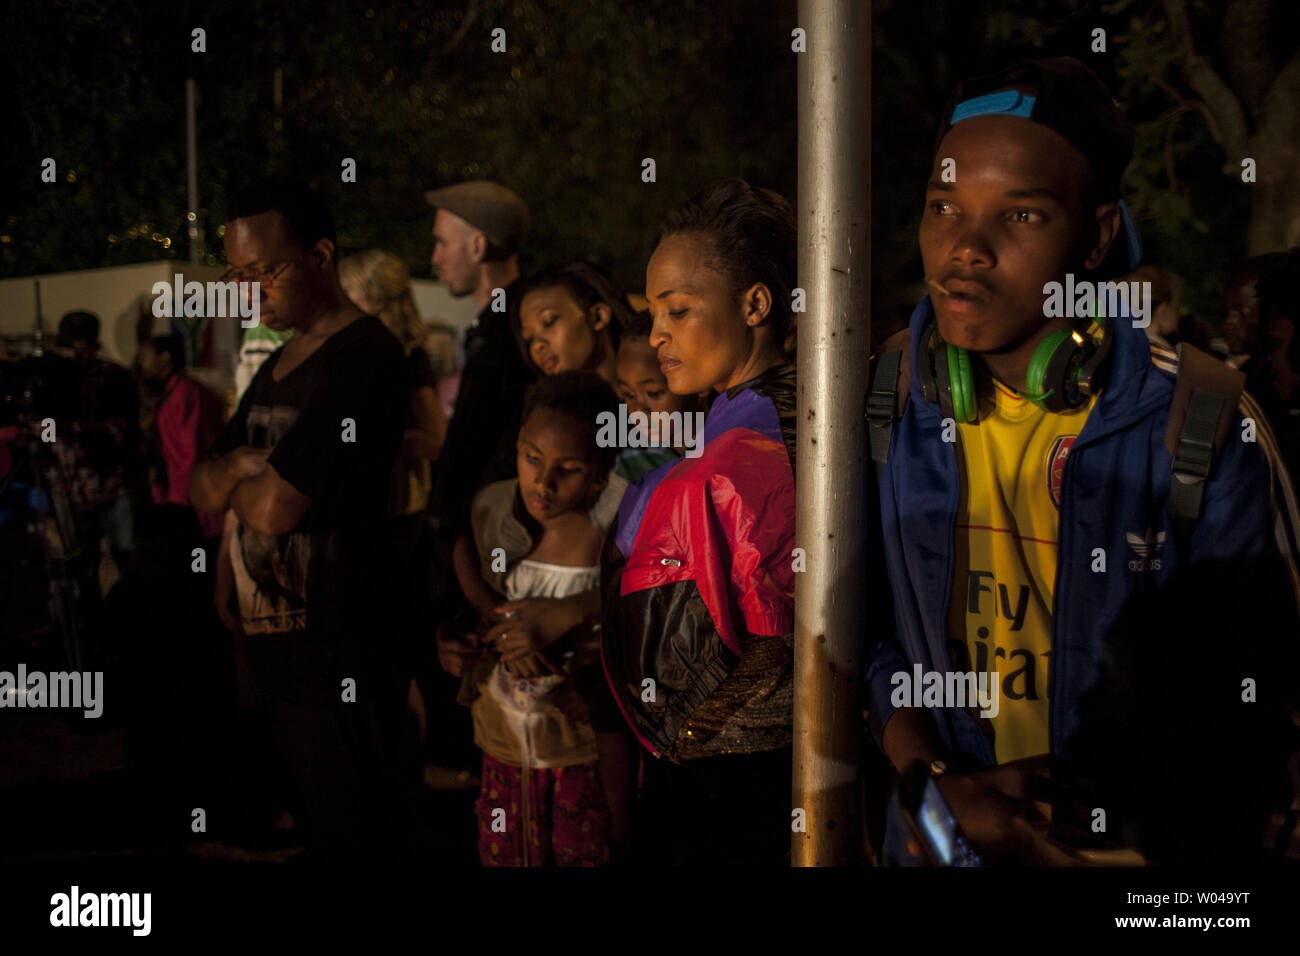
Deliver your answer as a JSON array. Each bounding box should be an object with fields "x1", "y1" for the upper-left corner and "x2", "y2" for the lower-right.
[{"x1": 918, "y1": 308, "x2": 1114, "y2": 422}]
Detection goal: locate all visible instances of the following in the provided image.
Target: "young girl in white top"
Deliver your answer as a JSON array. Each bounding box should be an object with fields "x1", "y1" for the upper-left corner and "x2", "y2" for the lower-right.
[{"x1": 442, "y1": 371, "x2": 620, "y2": 866}]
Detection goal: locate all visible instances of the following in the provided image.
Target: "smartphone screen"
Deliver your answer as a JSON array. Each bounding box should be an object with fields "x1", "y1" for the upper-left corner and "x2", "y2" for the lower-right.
[{"x1": 918, "y1": 778, "x2": 958, "y2": 865}]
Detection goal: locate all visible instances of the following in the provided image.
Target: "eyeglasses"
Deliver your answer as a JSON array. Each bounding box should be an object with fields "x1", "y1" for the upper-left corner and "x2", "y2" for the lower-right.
[{"x1": 217, "y1": 257, "x2": 299, "y2": 287}]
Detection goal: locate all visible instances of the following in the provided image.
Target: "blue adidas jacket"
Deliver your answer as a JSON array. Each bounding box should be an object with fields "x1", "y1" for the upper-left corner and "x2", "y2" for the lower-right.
[{"x1": 865, "y1": 296, "x2": 1277, "y2": 765}]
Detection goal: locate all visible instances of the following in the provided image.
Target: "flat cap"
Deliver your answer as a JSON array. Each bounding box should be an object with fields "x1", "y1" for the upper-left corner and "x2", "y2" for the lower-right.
[{"x1": 424, "y1": 180, "x2": 530, "y2": 255}]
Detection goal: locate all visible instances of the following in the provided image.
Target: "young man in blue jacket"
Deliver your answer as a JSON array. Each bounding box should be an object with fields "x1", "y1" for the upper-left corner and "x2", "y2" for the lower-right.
[{"x1": 865, "y1": 58, "x2": 1283, "y2": 864}]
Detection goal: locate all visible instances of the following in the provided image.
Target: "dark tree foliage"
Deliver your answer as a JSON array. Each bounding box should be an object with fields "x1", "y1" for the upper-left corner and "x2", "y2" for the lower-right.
[
  {"x1": 4, "y1": 0, "x2": 1293, "y2": 324},
  {"x1": 2, "y1": 0, "x2": 797, "y2": 296}
]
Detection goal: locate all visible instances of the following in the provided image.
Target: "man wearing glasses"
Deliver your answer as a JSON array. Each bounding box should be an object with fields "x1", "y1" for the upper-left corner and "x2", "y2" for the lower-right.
[{"x1": 191, "y1": 177, "x2": 411, "y2": 859}]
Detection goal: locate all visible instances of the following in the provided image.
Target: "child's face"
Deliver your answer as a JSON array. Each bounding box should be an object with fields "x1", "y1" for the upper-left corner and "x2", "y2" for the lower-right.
[
  {"x1": 519, "y1": 285, "x2": 607, "y2": 376},
  {"x1": 516, "y1": 408, "x2": 601, "y2": 522},
  {"x1": 919, "y1": 114, "x2": 1108, "y2": 354},
  {"x1": 645, "y1": 233, "x2": 751, "y2": 395},
  {"x1": 616, "y1": 338, "x2": 692, "y2": 433}
]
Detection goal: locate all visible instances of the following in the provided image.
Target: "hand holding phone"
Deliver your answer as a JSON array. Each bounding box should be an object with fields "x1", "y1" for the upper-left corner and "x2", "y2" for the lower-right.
[
  {"x1": 912, "y1": 757, "x2": 1085, "y2": 866},
  {"x1": 898, "y1": 761, "x2": 983, "y2": 866}
]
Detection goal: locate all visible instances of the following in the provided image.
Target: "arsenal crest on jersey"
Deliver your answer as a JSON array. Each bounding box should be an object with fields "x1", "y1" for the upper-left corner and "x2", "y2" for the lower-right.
[{"x1": 1047, "y1": 435, "x2": 1077, "y2": 508}]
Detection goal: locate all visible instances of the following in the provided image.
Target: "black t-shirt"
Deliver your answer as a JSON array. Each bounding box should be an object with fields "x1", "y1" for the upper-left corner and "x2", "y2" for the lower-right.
[
  {"x1": 429, "y1": 281, "x2": 537, "y2": 535},
  {"x1": 210, "y1": 315, "x2": 406, "y2": 701},
  {"x1": 408, "y1": 345, "x2": 439, "y2": 395},
  {"x1": 387, "y1": 345, "x2": 441, "y2": 514},
  {"x1": 44, "y1": 354, "x2": 144, "y2": 508}
]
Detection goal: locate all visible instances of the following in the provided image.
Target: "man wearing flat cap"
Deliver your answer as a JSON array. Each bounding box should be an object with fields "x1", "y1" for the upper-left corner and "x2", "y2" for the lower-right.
[
  {"x1": 423, "y1": 180, "x2": 538, "y2": 773},
  {"x1": 426, "y1": 180, "x2": 529, "y2": 300},
  {"x1": 425, "y1": 180, "x2": 536, "y2": 531}
]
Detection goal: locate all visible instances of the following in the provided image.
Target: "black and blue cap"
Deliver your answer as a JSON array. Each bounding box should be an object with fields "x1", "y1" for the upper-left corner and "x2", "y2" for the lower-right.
[{"x1": 935, "y1": 57, "x2": 1142, "y2": 269}]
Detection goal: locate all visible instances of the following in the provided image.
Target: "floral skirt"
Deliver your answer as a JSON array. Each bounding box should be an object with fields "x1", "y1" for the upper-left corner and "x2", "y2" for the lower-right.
[{"x1": 474, "y1": 753, "x2": 609, "y2": 867}]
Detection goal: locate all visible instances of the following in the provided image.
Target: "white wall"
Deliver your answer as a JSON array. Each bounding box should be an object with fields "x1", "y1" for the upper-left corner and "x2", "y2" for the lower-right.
[
  {"x1": 1, "y1": 264, "x2": 483, "y2": 371},
  {"x1": 0, "y1": 261, "x2": 228, "y2": 367},
  {"x1": 410, "y1": 278, "x2": 481, "y2": 340}
]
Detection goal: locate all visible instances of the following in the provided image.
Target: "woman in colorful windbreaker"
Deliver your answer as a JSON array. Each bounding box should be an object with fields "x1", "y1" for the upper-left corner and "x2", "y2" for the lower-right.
[{"x1": 595, "y1": 177, "x2": 798, "y2": 866}]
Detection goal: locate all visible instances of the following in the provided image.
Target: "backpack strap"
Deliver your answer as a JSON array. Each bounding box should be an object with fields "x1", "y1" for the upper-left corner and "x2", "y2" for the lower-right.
[
  {"x1": 1239, "y1": 389, "x2": 1300, "y2": 617},
  {"x1": 1164, "y1": 343, "x2": 1244, "y2": 546},
  {"x1": 867, "y1": 328, "x2": 912, "y2": 467}
]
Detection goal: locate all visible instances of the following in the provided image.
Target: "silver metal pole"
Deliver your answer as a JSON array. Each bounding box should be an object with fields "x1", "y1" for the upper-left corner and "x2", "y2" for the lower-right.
[
  {"x1": 33, "y1": 280, "x2": 44, "y2": 357},
  {"x1": 792, "y1": 0, "x2": 871, "y2": 867},
  {"x1": 186, "y1": 77, "x2": 202, "y2": 265}
]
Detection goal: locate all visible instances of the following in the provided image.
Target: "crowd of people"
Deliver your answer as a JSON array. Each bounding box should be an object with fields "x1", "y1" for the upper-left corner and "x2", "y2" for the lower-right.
[{"x1": 4, "y1": 54, "x2": 1299, "y2": 868}]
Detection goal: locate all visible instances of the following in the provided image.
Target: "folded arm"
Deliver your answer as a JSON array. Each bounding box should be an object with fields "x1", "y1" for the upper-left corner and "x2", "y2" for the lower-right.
[{"x1": 190, "y1": 447, "x2": 311, "y2": 536}]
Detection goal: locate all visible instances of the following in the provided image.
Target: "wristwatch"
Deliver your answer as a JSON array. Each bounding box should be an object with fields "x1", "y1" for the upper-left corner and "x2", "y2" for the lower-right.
[{"x1": 929, "y1": 759, "x2": 948, "y2": 777}]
